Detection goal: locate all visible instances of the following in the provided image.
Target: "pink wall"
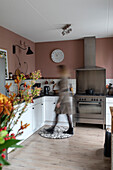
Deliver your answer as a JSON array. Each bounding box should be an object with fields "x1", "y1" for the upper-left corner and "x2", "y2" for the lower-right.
[
  {"x1": 96, "y1": 37, "x2": 113, "y2": 79},
  {"x1": 35, "y1": 37, "x2": 113, "y2": 79},
  {"x1": 0, "y1": 26, "x2": 35, "y2": 76},
  {"x1": 35, "y1": 40, "x2": 84, "y2": 78},
  {"x1": 0, "y1": 25, "x2": 113, "y2": 79}
]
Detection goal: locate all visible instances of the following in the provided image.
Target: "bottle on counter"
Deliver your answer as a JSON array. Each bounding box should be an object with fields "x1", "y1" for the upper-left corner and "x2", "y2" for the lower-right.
[{"x1": 9, "y1": 72, "x2": 13, "y2": 79}]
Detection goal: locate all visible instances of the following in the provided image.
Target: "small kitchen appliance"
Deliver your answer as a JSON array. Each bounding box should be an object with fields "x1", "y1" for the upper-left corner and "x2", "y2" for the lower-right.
[
  {"x1": 32, "y1": 83, "x2": 41, "y2": 88},
  {"x1": 44, "y1": 86, "x2": 50, "y2": 95}
]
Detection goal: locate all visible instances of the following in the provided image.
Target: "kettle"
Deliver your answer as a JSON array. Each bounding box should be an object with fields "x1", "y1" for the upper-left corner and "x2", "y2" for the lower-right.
[
  {"x1": 85, "y1": 88, "x2": 94, "y2": 95},
  {"x1": 44, "y1": 86, "x2": 50, "y2": 95}
]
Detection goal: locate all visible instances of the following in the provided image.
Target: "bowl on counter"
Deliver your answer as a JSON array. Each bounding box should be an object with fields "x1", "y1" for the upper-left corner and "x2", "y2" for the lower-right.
[{"x1": 53, "y1": 90, "x2": 59, "y2": 95}]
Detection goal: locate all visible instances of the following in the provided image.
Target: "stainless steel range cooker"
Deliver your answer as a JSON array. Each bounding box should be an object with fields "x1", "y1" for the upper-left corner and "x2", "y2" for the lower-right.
[
  {"x1": 74, "y1": 94, "x2": 106, "y2": 128},
  {"x1": 74, "y1": 37, "x2": 106, "y2": 128}
]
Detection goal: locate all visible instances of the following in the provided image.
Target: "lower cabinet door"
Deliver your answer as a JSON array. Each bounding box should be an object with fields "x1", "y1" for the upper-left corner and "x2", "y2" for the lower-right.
[
  {"x1": 24, "y1": 106, "x2": 33, "y2": 136},
  {"x1": 106, "y1": 101, "x2": 112, "y2": 128},
  {"x1": 106, "y1": 113, "x2": 111, "y2": 127},
  {"x1": 33, "y1": 102, "x2": 44, "y2": 131},
  {"x1": 17, "y1": 106, "x2": 33, "y2": 140},
  {"x1": 45, "y1": 101, "x2": 56, "y2": 123}
]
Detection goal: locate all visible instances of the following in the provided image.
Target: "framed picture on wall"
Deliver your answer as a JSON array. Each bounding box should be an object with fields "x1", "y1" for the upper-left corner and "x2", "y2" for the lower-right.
[{"x1": 0, "y1": 48, "x2": 8, "y2": 79}]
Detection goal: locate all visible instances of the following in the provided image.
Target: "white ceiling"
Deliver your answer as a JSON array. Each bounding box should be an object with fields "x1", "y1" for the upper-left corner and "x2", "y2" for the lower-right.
[{"x1": 0, "y1": 0, "x2": 113, "y2": 42}]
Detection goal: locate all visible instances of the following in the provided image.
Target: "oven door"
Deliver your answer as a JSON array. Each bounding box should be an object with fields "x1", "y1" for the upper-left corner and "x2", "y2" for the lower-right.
[{"x1": 77, "y1": 101, "x2": 103, "y2": 118}]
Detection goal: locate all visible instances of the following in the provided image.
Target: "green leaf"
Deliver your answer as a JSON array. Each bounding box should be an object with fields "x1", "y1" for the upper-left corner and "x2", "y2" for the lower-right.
[
  {"x1": 0, "y1": 131, "x2": 8, "y2": 138},
  {"x1": 0, "y1": 155, "x2": 10, "y2": 165},
  {"x1": 0, "y1": 139, "x2": 21, "y2": 150},
  {"x1": 10, "y1": 144, "x2": 23, "y2": 148},
  {"x1": 0, "y1": 137, "x2": 5, "y2": 144}
]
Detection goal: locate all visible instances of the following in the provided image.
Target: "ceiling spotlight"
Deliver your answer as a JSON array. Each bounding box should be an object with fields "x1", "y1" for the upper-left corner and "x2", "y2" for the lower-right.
[
  {"x1": 62, "y1": 24, "x2": 71, "y2": 30},
  {"x1": 62, "y1": 24, "x2": 72, "y2": 36},
  {"x1": 62, "y1": 31, "x2": 65, "y2": 36}
]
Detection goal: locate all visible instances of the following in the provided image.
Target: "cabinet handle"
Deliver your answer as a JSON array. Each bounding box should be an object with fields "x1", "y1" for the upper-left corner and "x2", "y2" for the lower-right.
[
  {"x1": 32, "y1": 107, "x2": 34, "y2": 109},
  {"x1": 53, "y1": 103, "x2": 55, "y2": 104},
  {"x1": 41, "y1": 104, "x2": 43, "y2": 105}
]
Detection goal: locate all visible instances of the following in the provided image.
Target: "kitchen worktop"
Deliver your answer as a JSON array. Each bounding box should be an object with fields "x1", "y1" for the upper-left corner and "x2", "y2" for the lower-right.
[
  {"x1": 106, "y1": 95, "x2": 113, "y2": 98},
  {"x1": 33, "y1": 92, "x2": 73, "y2": 100},
  {"x1": 33, "y1": 92, "x2": 59, "y2": 99},
  {"x1": 74, "y1": 94, "x2": 113, "y2": 97}
]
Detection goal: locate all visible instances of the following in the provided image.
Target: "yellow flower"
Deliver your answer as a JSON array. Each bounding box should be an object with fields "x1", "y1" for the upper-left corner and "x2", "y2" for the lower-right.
[{"x1": 0, "y1": 93, "x2": 12, "y2": 116}]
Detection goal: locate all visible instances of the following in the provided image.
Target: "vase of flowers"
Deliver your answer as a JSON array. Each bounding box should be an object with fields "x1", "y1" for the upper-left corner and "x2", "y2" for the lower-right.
[{"x1": 0, "y1": 70, "x2": 41, "y2": 169}]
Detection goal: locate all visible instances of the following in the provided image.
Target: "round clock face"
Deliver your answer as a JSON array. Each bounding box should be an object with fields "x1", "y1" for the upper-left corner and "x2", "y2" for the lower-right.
[{"x1": 51, "y1": 49, "x2": 64, "y2": 63}]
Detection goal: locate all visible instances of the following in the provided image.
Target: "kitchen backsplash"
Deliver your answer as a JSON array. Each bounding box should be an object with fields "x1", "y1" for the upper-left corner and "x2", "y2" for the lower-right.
[
  {"x1": 6, "y1": 79, "x2": 113, "y2": 96},
  {"x1": 106, "y1": 79, "x2": 113, "y2": 86},
  {"x1": 5, "y1": 79, "x2": 76, "y2": 95}
]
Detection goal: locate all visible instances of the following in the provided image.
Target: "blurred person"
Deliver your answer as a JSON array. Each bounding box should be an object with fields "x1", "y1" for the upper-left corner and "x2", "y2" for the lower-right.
[{"x1": 46, "y1": 65, "x2": 73, "y2": 134}]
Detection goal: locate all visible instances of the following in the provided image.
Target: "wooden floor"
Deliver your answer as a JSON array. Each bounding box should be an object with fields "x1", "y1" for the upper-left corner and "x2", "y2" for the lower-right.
[{"x1": 4, "y1": 125, "x2": 111, "y2": 170}]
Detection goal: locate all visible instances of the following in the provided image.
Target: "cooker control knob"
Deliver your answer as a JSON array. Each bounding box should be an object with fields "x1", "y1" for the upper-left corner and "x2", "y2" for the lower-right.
[
  {"x1": 91, "y1": 98, "x2": 93, "y2": 101},
  {"x1": 100, "y1": 99, "x2": 102, "y2": 101},
  {"x1": 94, "y1": 99, "x2": 95, "y2": 101}
]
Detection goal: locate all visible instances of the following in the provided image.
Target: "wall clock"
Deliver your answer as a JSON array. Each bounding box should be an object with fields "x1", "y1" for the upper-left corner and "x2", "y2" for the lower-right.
[{"x1": 51, "y1": 49, "x2": 64, "y2": 63}]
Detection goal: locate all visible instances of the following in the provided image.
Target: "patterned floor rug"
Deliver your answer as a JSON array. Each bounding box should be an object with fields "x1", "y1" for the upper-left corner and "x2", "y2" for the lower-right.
[{"x1": 38, "y1": 126, "x2": 73, "y2": 139}]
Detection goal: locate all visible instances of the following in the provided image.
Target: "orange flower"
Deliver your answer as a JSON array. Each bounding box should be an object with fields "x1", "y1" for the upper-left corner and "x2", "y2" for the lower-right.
[
  {"x1": 14, "y1": 76, "x2": 21, "y2": 84},
  {"x1": 9, "y1": 93, "x2": 16, "y2": 102},
  {"x1": 19, "y1": 121, "x2": 30, "y2": 131},
  {"x1": 5, "y1": 83, "x2": 12, "y2": 91},
  {"x1": 27, "y1": 85, "x2": 31, "y2": 89},
  {"x1": 0, "y1": 105, "x2": 3, "y2": 114},
  {"x1": 0, "y1": 96, "x2": 4, "y2": 114},
  {"x1": 106, "y1": 85, "x2": 109, "y2": 89}
]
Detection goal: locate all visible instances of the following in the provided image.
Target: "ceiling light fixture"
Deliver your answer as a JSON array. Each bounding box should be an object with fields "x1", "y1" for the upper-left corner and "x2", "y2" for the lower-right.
[
  {"x1": 62, "y1": 24, "x2": 72, "y2": 36},
  {"x1": 13, "y1": 41, "x2": 33, "y2": 55}
]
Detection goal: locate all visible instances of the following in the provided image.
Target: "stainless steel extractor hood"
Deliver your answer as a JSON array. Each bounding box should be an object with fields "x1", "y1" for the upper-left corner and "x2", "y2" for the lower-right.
[
  {"x1": 77, "y1": 36, "x2": 105, "y2": 70},
  {"x1": 84, "y1": 37, "x2": 96, "y2": 68},
  {"x1": 76, "y1": 36, "x2": 106, "y2": 95}
]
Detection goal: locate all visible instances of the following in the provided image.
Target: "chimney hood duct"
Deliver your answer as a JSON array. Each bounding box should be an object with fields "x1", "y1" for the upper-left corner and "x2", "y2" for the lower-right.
[
  {"x1": 76, "y1": 36, "x2": 105, "y2": 70},
  {"x1": 84, "y1": 37, "x2": 96, "y2": 68}
]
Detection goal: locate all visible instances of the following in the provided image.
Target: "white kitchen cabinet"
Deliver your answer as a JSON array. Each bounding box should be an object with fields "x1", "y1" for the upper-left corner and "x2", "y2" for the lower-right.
[
  {"x1": 12, "y1": 103, "x2": 33, "y2": 140},
  {"x1": 44, "y1": 97, "x2": 56, "y2": 125},
  {"x1": 32, "y1": 97, "x2": 45, "y2": 131},
  {"x1": 21, "y1": 104, "x2": 33, "y2": 138},
  {"x1": 11, "y1": 103, "x2": 24, "y2": 137},
  {"x1": 8, "y1": 103, "x2": 33, "y2": 153},
  {"x1": 8, "y1": 95, "x2": 74, "y2": 153},
  {"x1": 12, "y1": 98, "x2": 45, "y2": 140},
  {"x1": 106, "y1": 97, "x2": 112, "y2": 128}
]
